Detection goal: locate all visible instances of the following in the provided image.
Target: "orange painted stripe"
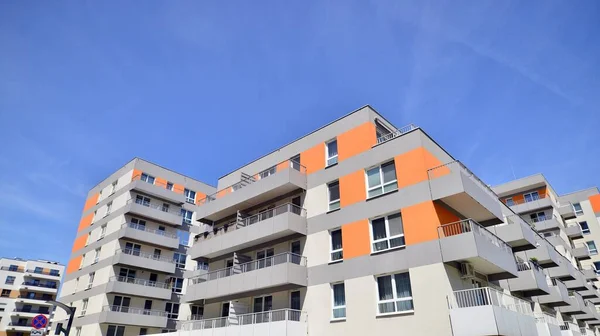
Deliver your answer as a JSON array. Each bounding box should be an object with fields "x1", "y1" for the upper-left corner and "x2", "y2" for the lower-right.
[
  {"x1": 83, "y1": 193, "x2": 99, "y2": 212},
  {"x1": 66, "y1": 256, "x2": 83, "y2": 274},
  {"x1": 403, "y1": 201, "x2": 460, "y2": 245},
  {"x1": 394, "y1": 147, "x2": 449, "y2": 189},
  {"x1": 131, "y1": 168, "x2": 143, "y2": 181},
  {"x1": 341, "y1": 219, "x2": 371, "y2": 259},
  {"x1": 77, "y1": 213, "x2": 94, "y2": 232},
  {"x1": 301, "y1": 143, "x2": 325, "y2": 174},
  {"x1": 173, "y1": 183, "x2": 185, "y2": 194},
  {"x1": 590, "y1": 194, "x2": 600, "y2": 213},
  {"x1": 195, "y1": 192, "x2": 206, "y2": 205},
  {"x1": 72, "y1": 234, "x2": 88, "y2": 252},
  {"x1": 339, "y1": 170, "x2": 366, "y2": 208},
  {"x1": 337, "y1": 122, "x2": 377, "y2": 162},
  {"x1": 276, "y1": 160, "x2": 289, "y2": 172},
  {"x1": 217, "y1": 188, "x2": 231, "y2": 199}
]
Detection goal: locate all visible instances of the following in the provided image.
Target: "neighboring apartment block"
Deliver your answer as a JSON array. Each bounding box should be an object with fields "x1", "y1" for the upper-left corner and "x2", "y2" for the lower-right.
[
  {"x1": 0, "y1": 257, "x2": 64, "y2": 336},
  {"x1": 55, "y1": 105, "x2": 600, "y2": 336}
]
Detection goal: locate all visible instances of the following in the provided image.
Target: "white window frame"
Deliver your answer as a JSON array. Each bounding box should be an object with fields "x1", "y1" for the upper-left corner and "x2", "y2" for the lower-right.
[
  {"x1": 375, "y1": 272, "x2": 414, "y2": 316},
  {"x1": 365, "y1": 161, "x2": 397, "y2": 198},
  {"x1": 587, "y1": 241, "x2": 598, "y2": 255},
  {"x1": 529, "y1": 211, "x2": 547, "y2": 223},
  {"x1": 165, "y1": 302, "x2": 180, "y2": 319},
  {"x1": 573, "y1": 203, "x2": 584, "y2": 216},
  {"x1": 110, "y1": 181, "x2": 117, "y2": 195},
  {"x1": 166, "y1": 182, "x2": 174, "y2": 191},
  {"x1": 259, "y1": 166, "x2": 276, "y2": 179},
  {"x1": 171, "y1": 278, "x2": 184, "y2": 293},
  {"x1": 105, "y1": 201, "x2": 113, "y2": 216},
  {"x1": 505, "y1": 197, "x2": 514, "y2": 206},
  {"x1": 141, "y1": 173, "x2": 155, "y2": 184},
  {"x1": 580, "y1": 221, "x2": 590, "y2": 234},
  {"x1": 93, "y1": 248, "x2": 101, "y2": 264},
  {"x1": 327, "y1": 181, "x2": 340, "y2": 211},
  {"x1": 184, "y1": 189, "x2": 196, "y2": 204},
  {"x1": 173, "y1": 253, "x2": 186, "y2": 269},
  {"x1": 523, "y1": 191, "x2": 540, "y2": 203},
  {"x1": 325, "y1": 139, "x2": 338, "y2": 166},
  {"x1": 331, "y1": 282, "x2": 346, "y2": 320},
  {"x1": 369, "y1": 213, "x2": 405, "y2": 253},
  {"x1": 99, "y1": 225, "x2": 107, "y2": 240},
  {"x1": 81, "y1": 299, "x2": 88, "y2": 316},
  {"x1": 329, "y1": 228, "x2": 343, "y2": 262},
  {"x1": 87, "y1": 272, "x2": 95, "y2": 289},
  {"x1": 181, "y1": 209, "x2": 193, "y2": 225}
]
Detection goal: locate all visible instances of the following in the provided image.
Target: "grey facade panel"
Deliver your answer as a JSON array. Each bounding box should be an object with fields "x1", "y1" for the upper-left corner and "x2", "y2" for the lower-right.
[
  {"x1": 99, "y1": 310, "x2": 168, "y2": 328},
  {"x1": 131, "y1": 179, "x2": 186, "y2": 205},
  {"x1": 492, "y1": 174, "x2": 547, "y2": 197},
  {"x1": 126, "y1": 202, "x2": 183, "y2": 227},
  {"x1": 489, "y1": 221, "x2": 536, "y2": 252},
  {"x1": 510, "y1": 197, "x2": 554, "y2": 214},
  {"x1": 533, "y1": 217, "x2": 562, "y2": 232},
  {"x1": 534, "y1": 280, "x2": 570, "y2": 307},
  {"x1": 106, "y1": 280, "x2": 172, "y2": 300},
  {"x1": 120, "y1": 225, "x2": 180, "y2": 249},
  {"x1": 516, "y1": 241, "x2": 560, "y2": 267},
  {"x1": 112, "y1": 252, "x2": 176, "y2": 274},
  {"x1": 503, "y1": 266, "x2": 551, "y2": 296}
]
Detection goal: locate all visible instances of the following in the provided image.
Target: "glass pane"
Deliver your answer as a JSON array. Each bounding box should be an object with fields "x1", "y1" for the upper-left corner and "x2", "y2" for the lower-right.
[
  {"x1": 390, "y1": 236, "x2": 405, "y2": 248},
  {"x1": 396, "y1": 299, "x2": 414, "y2": 311},
  {"x1": 371, "y1": 218, "x2": 387, "y2": 240},
  {"x1": 381, "y1": 162, "x2": 397, "y2": 183},
  {"x1": 377, "y1": 276, "x2": 393, "y2": 300},
  {"x1": 394, "y1": 273, "x2": 412, "y2": 298},
  {"x1": 331, "y1": 230, "x2": 343, "y2": 250},
  {"x1": 327, "y1": 140, "x2": 338, "y2": 157},
  {"x1": 329, "y1": 200, "x2": 340, "y2": 210},
  {"x1": 387, "y1": 213, "x2": 403, "y2": 236},
  {"x1": 373, "y1": 240, "x2": 389, "y2": 251},
  {"x1": 368, "y1": 188, "x2": 383, "y2": 198},
  {"x1": 328, "y1": 183, "x2": 340, "y2": 202},
  {"x1": 378, "y1": 302, "x2": 396, "y2": 314},
  {"x1": 383, "y1": 181, "x2": 398, "y2": 193},
  {"x1": 366, "y1": 167, "x2": 381, "y2": 188},
  {"x1": 333, "y1": 283, "x2": 345, "y2": 306},
  {"x1": 331, "y1": 251, "x2": 343, "y2": 261},
  {"x1": 333, "y1": 307, "x2": 346, "y2": 318}
]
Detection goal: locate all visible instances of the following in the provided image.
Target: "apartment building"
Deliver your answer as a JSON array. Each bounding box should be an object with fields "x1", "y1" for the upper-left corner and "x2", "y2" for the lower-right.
[
  {"x1": 56, "y1": 105, "x2": 600, "y2": 336},
  {"x1": 51, "y1": 159, "x2": 215, "y2": 336},
  {"x1": 0, "y1": 257, "x2": 64, "y2": 336}
]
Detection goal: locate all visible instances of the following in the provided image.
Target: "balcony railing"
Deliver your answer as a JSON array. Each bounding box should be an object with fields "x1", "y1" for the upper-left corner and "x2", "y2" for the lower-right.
[
  {"x1": 197, "y1": 160, "x2": 307, "y2": 205},
  {"x1": 0, "y1": 266, "x2": 24, "y2": 273},
  {"x1": 560, "y1": 322, "x2": 578, "y2": 331},
  {"x1": 8, "y1": 322, "x2": 31, "y2": 327},
  {"x1": 22, "y1": 281, "x2": 57, "y2": 289},
  {"x1": 122, "y1": 222, "x2": 178, "y2": 239},
  {"x1": 126, "y1": 198, "x2": 183, "y2": 217},
  {"x1": 449, "y1": 287, "x2": 533, "y2": 316},
  {"x1": 180, "y1": 309, "x2": 303, "y2": 331},
  {"x1": 534, "y1": 312, "x2": 559, "y2": 326},
  {"x1": 103, "y1": 305, "x2": 167, "y2": 317},
  {"x1": 190, "y1": 252, "x2": 306, "y2": 285},
  {"x1": 109, "y1": 276, "x2": 170, "y2": 289},
  {"x1": 375, "y1": 124, "x2": 419, "y2": 145},
  {"x1": 13, "y1": 308, "x2": 50, "y2": 314},
  {"x1": 197, "y1": 203, "x2": 306, "y2": 241},
  {"x1": 438, "y1": 219, "x2": 512, "y2": 255},
  {"x1": 516, "y1": 261, "x2": 541, "y2": 272},
  {"x1": 25, "y1": 269, "x2": 61, "y2": 277},
  {"x1": 132, "y1": 174, "x2": 185, "y2": 193},
  {"x1": 427, "y1": 160, "x2": 499, "y2": 200},
  {"x1": 115, "y1": 249, "x2": 176, "y2": 264},
  {"x1": 17, "y1": 294, "x2": 54, "y2": 301}
]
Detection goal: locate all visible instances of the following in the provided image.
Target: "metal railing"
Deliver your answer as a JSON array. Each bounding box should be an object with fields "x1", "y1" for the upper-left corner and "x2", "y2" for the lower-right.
[
  {"x1": 198, "y1": 159, "x2": 307, "y2": 205},
  {"x1": 25, "y1": 269, "x2": 61, "y2": 277},
  {"x1": 115, "y1": 249, "x2": 176, "y2": 264},
  {"x1": 516, "y1": 261, "x2": 541, "y2": 272},
  {"x1": 448, "y1": 287, "x2": 533, "y2": 316},
  {"x1": 132, "y1": 174, "x2": 185, "y2": 193},
  {"x1": 22, "y1": 281, "x2": 57, "y2": 289},
  {"x1": 189, "y1": 314, "x2": 204, "y2": 321},
  {"x1": 0, "y1": 266, "x2": 24, "y2": 273},
  {"x1": 438, "y1": 219, "x2": 512, "y2": 255},
  {"x1": 534, "y1": 312, "x2": 559, "y2": 326},
  {"x1": 375, "y1": 124, "x2": 419, "y2": 145},
  {"x1": 122, "y1": 222, "x2": 178, "y2": 239},
  {"x1": 190, "y1": 252, "x2": 306, "y2": 285},
  {"x1": 427, "y1": 160, "x2": 499, "y2": 200},
  {"x1": 103, "y1": 305, "x2": 167, "y2": 316},
  {"x1": 180, "y1": 309, "x2": 303, "y2": 331},
  {"x1": 109, "y1": 276, "x2": 170, "y2": 289},
  {"x1": 126, "y1": 198, "x2": 182, "y2": 216}
]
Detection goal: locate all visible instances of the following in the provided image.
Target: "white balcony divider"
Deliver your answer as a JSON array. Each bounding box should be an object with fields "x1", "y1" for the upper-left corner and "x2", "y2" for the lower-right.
[
  {"x1": 427, "y1": 160, "x2": 499, "y2": 200},
  {"x1": 448, "y1": 287, "x2": 533, "y2": 316},
  {"x1": 375, "y1": 124, "x2": 419, "y2": 145},
  {"x1": 115, "y1": 249, "x2": 175, "y2": 264},
  {"x1": 103, "y1": 305, "x2": 167, "y2": 317},
  {"x1": 438, "y1": 219, "x2": 513, "y2": 255},
  {"x1": 190, "y1": 252, "x2": 306, "y2": 285},
  {"x1": 122, "y1": 222, "x2": 178, "y2": 239},
  {"x1": 180, "y1": 309, "x2": 303, "y2": 331},
  {"x1": 109, "y1": 276, "x2": 170, "y2": 289},
  {"x1": 534, "y1": 312, "x2": 559, "y2": 326},
  {"x1": 126, "y1": 198, "x2": 182, "y2": 216}
]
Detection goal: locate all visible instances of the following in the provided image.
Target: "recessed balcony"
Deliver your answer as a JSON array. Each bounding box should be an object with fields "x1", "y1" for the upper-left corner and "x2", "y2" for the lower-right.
[
  {"x1": 100, "y1": 305, "x2": 168, "y2": 328},
  {"x1": 106, "y1": 276, "x2": 172, "y2": 300},
  {"x1": 112, "y1": 249, "x2": 176, "y2": 274},
  {"x1": 131, "y1": 175, "x2": 186, "y2": 204},
  {"x1": 119, "y1": 222, "x2": 179, "y2": 249},
  {"x1": 124, "y1": 198, "x2": 184, "y2": 226},
  {"x1": 533, "y1": 278, "x2": 570, "y2": 307}
]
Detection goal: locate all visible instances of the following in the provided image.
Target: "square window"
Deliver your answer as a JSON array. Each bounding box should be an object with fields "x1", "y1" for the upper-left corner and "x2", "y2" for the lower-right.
[
  {"x1": 141, "y1": 173, "x2": 155, "y2": 184},
  {"x1": 181, "y1": 209, "x2": 193, "y2": 225},
  {"x1": 8, "y1": 264, "x2": 18, "y2": 272},
  {"x1": 331, "y1": 282, "x2": 346, "y2": 319},
  {"x1": 34, "y1": 267, "x2": 43, "y2": 274},
  {"x1": 107, "y1": 325, "x2": 125, "y2": 336},
  {"x1": 523, "y1": 191, "x2": 540, "y2": 203},
  {"x1": 1, "y1": 289, "x2": 11, "y2": 297},
  {"x1": 166, "y1": 182, "x2": 174, "y2": 191},
  {"x1": 370, "y1": 213, "x2": 405, "y2": 253},
  {"x1": 327, "y1": 181, "x2": 340, "y2": 211},
  {"x1": 5, "y1": 276, "x2": 15, "y2": 285},
  {"x1": 529, "y1": 212, "x2": 547, "y2": 223},
  {"x1": 330, "y1": 229, "x2": 343, "y2": 262},
  {"x1": 580, "y1": 221, "x2": 590, "y2": 234},
  {"x1": 326, "y1": 139, "x2": 338, "y2": 166},
  {"x1": 587, "y1": 241, "x2": 598, "y2": 255},
  {"x1": 366, "y1": 161, "x2": 397, "y2": 198},
  {"x1": 505, "y1": 198, "x2": 514, "y2": 206},
  {"x1": 376, "y1": 272, "x2": 413, "y2": 315},
  {"x1": 184, "y1": 189, "x2": 196, "y2": 204},
  {"x1": 573, "y1": 203, "x2": 584, "y2": 216},
  {"x1": 50, "y1": 269, "x2": 60, "y2": 276}
]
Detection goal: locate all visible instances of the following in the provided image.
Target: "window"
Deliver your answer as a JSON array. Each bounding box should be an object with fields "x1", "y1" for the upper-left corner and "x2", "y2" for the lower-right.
[
  {"x1": 330, "y1": 229, "x2": 343, "y2": 262},
  {"x1": 178, "y1": 230, "x2": 190, "y2": 246},
  {"x1": 573, "y1": 203, "x2": 584, "y2": 216},
  {"x1": 166, "y1": 182, "x2": 173, "y2": 191},
  {"x1": 171, "y1": 278, "x2": 184, "y2": 293},
  {"x1": 99, "y1": 225, "x2": 107, "y2": 239},
  {"x1": 376, "y1": 272, "x2": 413, "y2": 315},
  {"x1": 8, "y1": 265, "x2": 17, "y2": 272},
  {"x1": 106, "y1": 201, "x2": 113, "y2": 215},
  {"x1": 580, "y1": 221, "x2": 590, "y2": 234},
  {"x1": 587, "y1": 241, "x2": 598, "y2": 255},
  {"x1": 141, "y1": 173, "x2": 155, "y2": 184},
  {"x1": 523, "y1": 191, "x2": 540, "y2": 203},
  {"x1": 86, "y1": 232, "x2": 91, "y2": 246},
  {"x1": 153, "y1": 249, "x2": 162, "y2": 260},
  {"x1": 34, "y1": 267, "x2": 43, "y2": 274},
  {"x1": 139, "y1": 328, "x2": 147, "y2": 335},
  {"x1": 165, "y1": 302, "x2": 179, "y2": 319},
  {"x1": 1, "y1": 289, "x2": 10, "y2": 297},
  {"x1": 191, "y1": 305, "x2": 204, "y2": 319},
  {"x1": 173, "y1": 253, "x2": 186, "y2": 269},
  {"x1": 50, "y1": 269, "x2": 60, "y2": 276},
  {"x1": 107, "y1": 325, "x2": 125, "y2": 336},
  {"x1": 327, "y1": 181, "x2": 340, "y2": 211},
  {"x1": 181, "y1": 209, "x2": 193, "y2": 225},
  {"x1": 326, "y1": 139, "x2": 338, "y2": 166},
  {"x1": 331, "y1": 282, "x2": 346, "y2": 319},
  {"x1": 290, "y1": 154, "x2": 301, "y2": 171},
  {"x1": 162, "y1": 203, "x2": 170, "y2": 212},
  {"x1": 290, "y1": 291, "x2": 301, "y2": 310},
  {"x1": 529, "y1": 212, "x2": 547, "y2": 223},
  {"x1": 87, "y1": 272, "x2": 95, "y2": 289},
  {"x1": 5, "y1": 276, "x2": 15, "y2": 285},
  {"x1": 131, "y1": 218, "x2": 146, "y2": 230},
  {"x1": 135, "y1": 195, "x2": 151, "y2": 206},
  {"x1": 93, "y1": 248, "x2": 101, "y2": 264},
  {"x1": 594, "y1": 262, "x2": 600, "y2": 275},
  {"x1": 184, "y1": 189, "x2": 196, "y2": 204},
  {"x1": 81, "y1": 299, "x2": 88, "y2": 315},
  {"x1": 75, "y1": 327, "x2": 82, "y2": 336},
  {"x1": 259, "y1": 166, "x2": 276, "y2": 180},
  {"x1": 110, "y1": 181, "x2": 117, "y2": 195},
  {"x1": 505, "y1": 198, "x2": 514, "y2": 206},
  {"x1": 370, "y1": 213, "x2": 405, "y2": 252},
  {"x1": 366, "y1": 161, "x2": 397, "y2": 198}
]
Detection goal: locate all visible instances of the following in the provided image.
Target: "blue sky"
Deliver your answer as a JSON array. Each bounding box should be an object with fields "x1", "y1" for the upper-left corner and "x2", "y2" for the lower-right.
[{"x1": 1, "y1": 1, "x2": 599, "y2": 266}]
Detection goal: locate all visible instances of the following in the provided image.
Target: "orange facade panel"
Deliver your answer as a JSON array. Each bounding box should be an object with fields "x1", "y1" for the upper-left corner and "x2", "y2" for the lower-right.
[
  {"x1": 341, "y1": 219, "x2": 371, "y2": 259},
  {"x1": 71, "y1": 234, "x2": 88, "y2": 253},
  {"x1": 66, "y1": 256, "x2": 82, "y2": 274},
  {"x1": 394, "y1": 147, "x2": 449, "y2": 189},
  {"x1": 403, "y1": 201, "x2": 460, "y2": 245},
  {"x1": 503, "y1": 187, "x2": 547, "y2": 205},
  {"x1": 590, "y1": 194, "x2": 600, "y2": 213},
  {"x1": 337, "y1": 122, "x2": 377, "y2": 162},
  {"x1": 339, "y1": 170, "x2": 366, "y2": 208},
  {"x1": 301, "y1": 143, "x2": 325, "y2": 174},
  {"x1": 77, "y1": 213, "x2": 94, "y2": 232},
  {"x1": 82, "y1": 193, "x2": 99, "y2": 212}
]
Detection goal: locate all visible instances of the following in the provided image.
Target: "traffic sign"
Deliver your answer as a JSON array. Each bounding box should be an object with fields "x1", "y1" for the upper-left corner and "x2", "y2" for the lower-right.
[
  {"x1": 32, "y1": 314, "x2": 48, "y2": 329},
  {"x1": 31, "y1": 329, "x2": 44, "y2": 335}
]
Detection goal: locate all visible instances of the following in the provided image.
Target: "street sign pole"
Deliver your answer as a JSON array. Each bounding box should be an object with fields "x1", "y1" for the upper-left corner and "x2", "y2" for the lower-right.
[{"x1": 46, "y1": 300, "x2": 76, "y2": 336}]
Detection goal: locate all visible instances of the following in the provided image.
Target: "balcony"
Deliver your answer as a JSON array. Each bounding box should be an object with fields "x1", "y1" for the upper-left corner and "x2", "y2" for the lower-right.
[
  {"x1": 564, "y1": 271, "x2": 588, "y2": 291},
  {"x1": 558, "y1": 293, "x2": 587, "y2": 315},
  {"x1": 184, "y1": 265, "x2": 209, "y2": 279},
  {"x1": 437, "y1": 220, "x2": 518, "y2": 280},
  {"x1": 532, "y1": 216, "x2": 563, "y2": 232},
  {"x1": 548, "y1": 258, "x2": 578, "y2": 281},
  {"x1": 112, "y1": 249, "x2": 176, "y2": 274},
  {"x1": 490, "y1": 216, "x2": 537, "y2": 252},
  {"x1": 559, "y1": 322, "x2": 582, "y2": 336},
  {"x1": 581, "y1": 268, "x2": 598, "y2": 281},
  {"x1": 573, "y1": 244, "x2": 592, "y2": 260},
  {"x1": 196, "y1": 160, "x2": 307, "y2": 222},
  {"x1": 559, "y1": 203, "x2": 576, "y2": 220},
  {"x1": 448, "y1": 287, "x2": 537, "y2": 336},
  {"x1": 106, "y1": 276, "x2": 172, "y2": 300},
  {"x1": 6, "y1": 322, "x2": 34, "y2": 332},
  {"x1": 574, "y1": 300, "x2": 600, "y2": 322},
  {"x1": 534, "y1": 278, "x2": 571, "y2": 307},
  {"x1": 534, "y1": 313, "x2": 562, "y2": 336},
  {"x1": 20, "y1": 281, "x2": 58, "y2": 294},
  {"x1": 131, "y1": 174, "x2": 186, "y2": 204},
  {"x1": 427, "y1": 161, "x2": 503, "y2": 224},
  {"x1": 185, "y1": 253, "x2": 307, "y2": 302},
  {"x1": 190, "y1": 203, "x2": 307, "y2": 259},
  {"x1": 502, "y1": 261, "x2": 550, "y2": 296},
  {"x1": 100, "y1": 305, "x2": 168, "y2": 328},
  {"x1": 508, "y1": 195, "x2": 554, "y2": 215},
  {"x1": 15, "y1": 295, "x2": 55, "y2": 306},
  {"x1": 520, "y1": 239, "x2": 560, "y2": 267},
  {"x1": 119, "y1": 222, "x2": 179, "y2": 249},
  {"x1": 124, "y1": 198, "x2": 183, "y2": 226},
  {"x1": 11, "y1": 308, "x2": 51, "y2": 318},
  {"x1": 24, "y1": 269, "x2": 61, "y2": 280},
  {"x1": 566, "y1": 225, "x2": 584, "y2": 239},
  {"x1": 179, "y1": 309, "x2": 306, "y2": 336}
]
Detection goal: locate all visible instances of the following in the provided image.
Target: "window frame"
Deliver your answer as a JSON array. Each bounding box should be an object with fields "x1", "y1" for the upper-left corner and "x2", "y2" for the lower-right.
[
  {"x1": 369, "y1": 212, "x2": 405, "y2": 254},
  {"x1": 110, "y1": 181, "x2": 117, "y2": 195},
  {"x1": 331, "y1": 282, "x2": 346, "y2": 320},
  {"x1": 173, "y1": 253, "x2": 186, "y2": 269},
  {"x1": 365, "y1": 161, "x2": 398, "y2": 199},
  {"x1": 140, "y1": 173, "x2": 155, "y2": 185},
  {"x1": 165, "y1": 302, "x2": 180, "y2": 319},
  {"x1": 181, "y1": 209, "x2": 193, "y2": 225},
  {"x1": 580, "y1": 221, "x2": 590, "y2": 234},
  {"x1": 107, "y1": 325, "x2": 125, "y2": 336},
  {"x1": 81, "y1": 298, "x2": 89, "y2": 316},
  {"x1": 523, "y1": 191, "x2": 540, "y2": 203},
  {"x1": 573, "y1": 203, "x2": 584, "y2": 216},
  {"x1": 5, "y1": 276, "x2": 15, "y2": 285},
  {"x1": 375, "y1": 272, "x2": 414, "y2": 316},
  {"x1": 325, "y1": 139, "x2": 338, "y2": 166},
  {"x1": 184, "y1": 189, "x2": 196, "y2": 204},
  {"x1": 505, "y1": 197, "x2": 514, "y2": 206},
  {"x1": 327, "y1": 181, "x2": 340, "y2": 211},
  {"x1": 587, "y1": 241, "x2": 598, "y2": 255},
  {"x1": 529, "y1": 211, "x2": 547, "y2": 223},
  {"x1": 329, "y1": 228, "x2": 343, "y2": 263},
  {"x1": 171, "y1": 278, "x2": 184, "y2": 293}
]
